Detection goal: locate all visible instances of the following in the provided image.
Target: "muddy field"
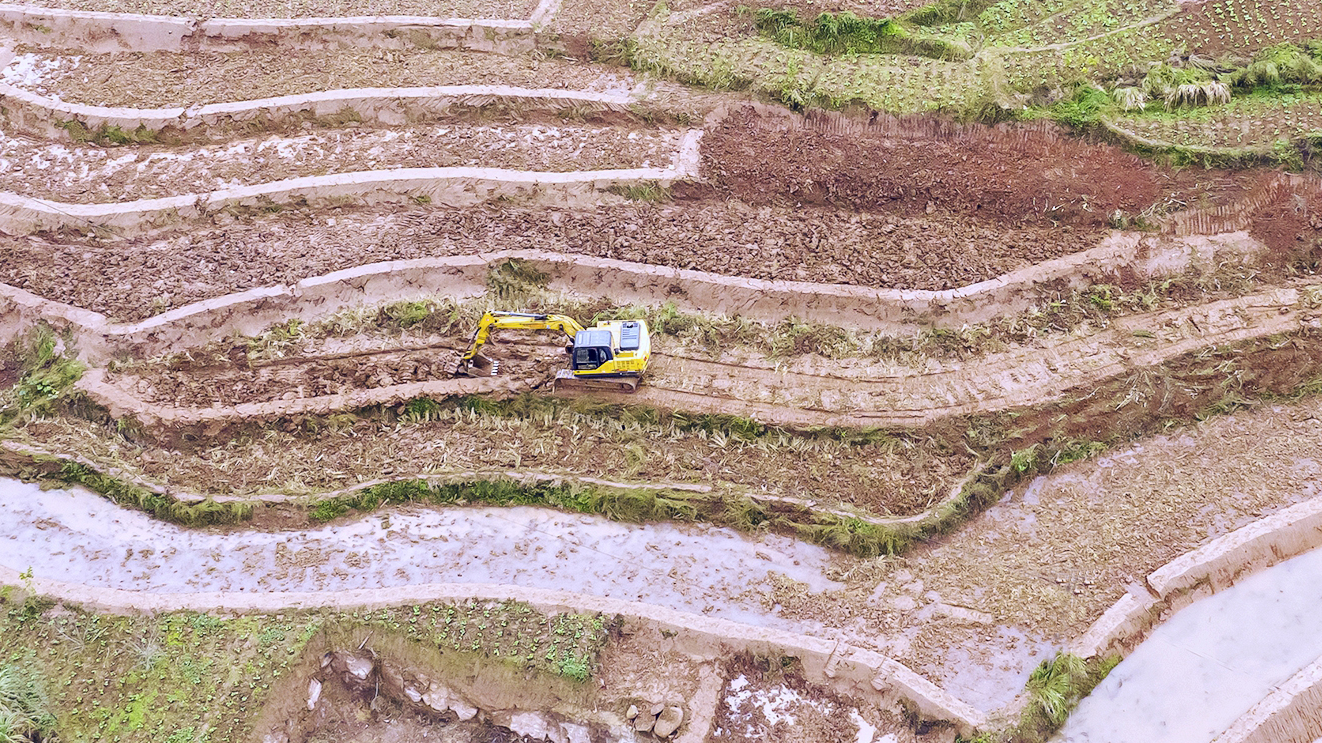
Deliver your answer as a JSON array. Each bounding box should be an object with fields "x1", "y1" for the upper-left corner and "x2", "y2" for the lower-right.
[
  {"x1": 7, "y1": 0, "x2": 538, "y2": 18},
  {"x1": 113, "y1": 343, "x2": 467, "y2": 406},
  {"x1": 0, "y1": 201, "x2": 1108, "y2": 321},
  {"x1": 5, "y1": 47, "x2": 640, "y2": 107},
  {"x1": 703, "y1": 107, "x2": 1161, "y2": 226},
  {"x1": 0, "y1": 124, "x2": 685, "y2": 203}
]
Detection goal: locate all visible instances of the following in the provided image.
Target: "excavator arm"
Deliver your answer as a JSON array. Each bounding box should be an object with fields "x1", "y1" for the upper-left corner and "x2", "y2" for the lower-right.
[{"x1": 457, "y1": 311, "x2": 587, "y2": 375}]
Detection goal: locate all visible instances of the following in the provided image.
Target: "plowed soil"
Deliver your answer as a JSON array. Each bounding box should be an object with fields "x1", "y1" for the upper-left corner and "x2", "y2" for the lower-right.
[
  {"x1": 702, "y1": 107, "x2": 1161, "y2": 227},
  {"x1": 0, "y1": 125, "x2": 684, "y2": 204},
  {"x1": 114, "y1": 346, "x2": 463, "y2": 407},
  {"x1": 1249, "y1": 185, "x2": 1322, "y2": 258},
  {"x1": 109, "y1": 335, "x2": 572, "y2": 407},
  {"x1": 0, "y1": 202, "x2": 1105, "y2": 322},
  {"x1": 11, "y1": 0, "x2": 538, "y2": 18},
  {"x1": 11, "y1": 47, "x2": 641, "y2": 108}
]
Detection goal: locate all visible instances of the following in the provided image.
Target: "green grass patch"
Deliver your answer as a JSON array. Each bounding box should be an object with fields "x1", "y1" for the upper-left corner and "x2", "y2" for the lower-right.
[
  {"x1": 0, "y1": 598, "x2": 612, "y2": 743},
  {"x1": 0, "y1": 663, "x2": 56, "y2": 743},
  {"x1": 37, "y1": 461, "x2": 252, "y2": 527},
  {"x1": 59, "y1": 120, "x2": 157, "y2": 146},
  {"x1": 751, "y1": 8, "x2": 972, "y2": 60},
  {"x1": 606, "y1": 183, "x2": 673, "y2": 202},
  {"x1": 1, "y1": 325, "x2": 85, "y2": 430}
]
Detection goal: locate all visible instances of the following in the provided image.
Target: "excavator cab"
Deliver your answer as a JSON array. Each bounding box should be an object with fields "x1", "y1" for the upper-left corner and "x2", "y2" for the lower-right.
[{"x1": 557, "y1": 320, "x2": 649, "y2": 391}]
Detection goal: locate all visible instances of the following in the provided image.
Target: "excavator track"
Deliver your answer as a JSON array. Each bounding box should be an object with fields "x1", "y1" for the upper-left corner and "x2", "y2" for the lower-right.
[{"x1": 552, "y1": 370, "x2": 641, "y2": 394}]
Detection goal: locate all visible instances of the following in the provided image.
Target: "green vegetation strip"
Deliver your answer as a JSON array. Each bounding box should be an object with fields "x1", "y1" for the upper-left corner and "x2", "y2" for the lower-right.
[
  {"x1": 749, "y1": 8, "x2": 972, "y2": 60},
  {"x1": 0, "y1": 594, "x2": 610, "y2": 743},
  {"x1": 960, "y1": 652, "x2": 1119, "y2": 743}
]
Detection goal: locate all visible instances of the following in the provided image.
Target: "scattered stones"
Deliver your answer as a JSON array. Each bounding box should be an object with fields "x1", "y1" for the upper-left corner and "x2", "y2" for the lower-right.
[
  {"x1": 343, "y1": 653, "x2": 373, "y2": 680},
  {"x1": 449, "y1": 697, "x2": 478, "y2": 721},
  {"x1": 421, "y1": 685, "x2": 450, "y2": 714},
  {"x1": 626, "y1": 704, "x2": 639, "y2": 720},
  {"x1": 306, "y1": 677, "x2": 322, "y2": 710},
  {"x1": 653, "y1": 706, "x2": 684, "y2": 737}
]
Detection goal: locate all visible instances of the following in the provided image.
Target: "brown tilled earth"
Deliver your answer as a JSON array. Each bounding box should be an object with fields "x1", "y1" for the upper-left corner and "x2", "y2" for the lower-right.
[
  {"x1": 111, "y1": 345, "x2": 469, "y2": 407},
  {"x1": 702, "y1": 107, "x2": 1161, "y2": 226},
  {"x1": 1, "y1": 202, "x2": 1107, "y2": 321},
  {"x1": 18, "y1": 47, "x2": 642, "y2": 108},
  {"x1": 0, "y1": 124, "x2": 685, "y2": 203},
  {"x1": 14, "y1": 407, "x2": 973, "y2": 515}
]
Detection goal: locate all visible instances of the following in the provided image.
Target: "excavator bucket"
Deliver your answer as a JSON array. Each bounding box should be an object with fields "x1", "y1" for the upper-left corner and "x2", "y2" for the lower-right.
[
  {"x1": 552, "y1": 369, "x2": 640, "y2": 394},
  {"x1": 455, "y1": 355, "x2": 499, "y2": 377}
]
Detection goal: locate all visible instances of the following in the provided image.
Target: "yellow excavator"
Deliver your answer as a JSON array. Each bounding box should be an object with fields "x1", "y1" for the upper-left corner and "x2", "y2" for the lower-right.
[{"x1": 456, "y1": 311, "x2": 651, "y2": 392}]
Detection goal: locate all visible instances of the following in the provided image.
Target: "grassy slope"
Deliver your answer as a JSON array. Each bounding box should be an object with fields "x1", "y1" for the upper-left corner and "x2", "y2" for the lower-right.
[
  {"x1": 0, "y1": 596, "x2": 609, "y2": 743},
  {"x1": 629, "y1": 0, "x2": 1322, "y2": 160}
]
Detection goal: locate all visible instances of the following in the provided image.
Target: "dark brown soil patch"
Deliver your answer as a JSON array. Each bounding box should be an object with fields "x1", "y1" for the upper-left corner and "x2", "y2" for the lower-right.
[
  {"x1": 702, "y1": 106, "x2": 1162, "y2": 227},
  {"x1": 0, "y1": 201, "x2": 1105, "y2": 322},
  {"x1": 1249, "y1": 185, "x2": 1322, "y2": 262}
]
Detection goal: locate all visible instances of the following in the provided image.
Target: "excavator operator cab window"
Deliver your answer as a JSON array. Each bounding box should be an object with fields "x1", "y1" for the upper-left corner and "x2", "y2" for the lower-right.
[
  {"x1": 573, "y1": 346, "x2": 613, "y2": 370},
  {"x1": 572, "y1": 329, "x2": 615, "y2": 371}
]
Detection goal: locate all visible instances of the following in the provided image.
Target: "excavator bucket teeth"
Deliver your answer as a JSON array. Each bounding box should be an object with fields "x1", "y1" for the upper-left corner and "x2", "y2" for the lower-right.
[{"x1": 552, "y1": 370, "x2": 640, "y2": 394}]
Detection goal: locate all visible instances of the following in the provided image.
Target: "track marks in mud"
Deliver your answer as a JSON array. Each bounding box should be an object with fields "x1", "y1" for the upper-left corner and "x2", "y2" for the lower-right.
[
  {"x1": 606, "y1": 287, "x2": 1313, "y2": 427},
  {"x1": 69, "y1": 287, "x2": 1316, "y2": 430}
]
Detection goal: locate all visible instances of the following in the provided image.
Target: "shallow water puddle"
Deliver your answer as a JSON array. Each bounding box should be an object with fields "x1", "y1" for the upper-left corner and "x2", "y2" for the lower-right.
[
  {"x1": 0, "y1": 479, "x2": 840, "y2": 631},
  {"x1": 1059, "y1": 545, "x2": 1322, "y2": 742}
]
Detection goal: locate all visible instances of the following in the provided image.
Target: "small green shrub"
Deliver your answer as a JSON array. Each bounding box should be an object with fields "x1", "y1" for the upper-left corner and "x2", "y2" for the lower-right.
[
  {"x1": 1049, "y1": 86, "x2": 1112, "y2": 128},
  {"x1": 752, "y1": 8, "x2": 967, "y2": 59},
  {"x1": 0, "y1": 664, "x2": 56, "y2": 743},
  {"x1": 1227, "y1": 42, "x2": 1322, "y2": 90}
]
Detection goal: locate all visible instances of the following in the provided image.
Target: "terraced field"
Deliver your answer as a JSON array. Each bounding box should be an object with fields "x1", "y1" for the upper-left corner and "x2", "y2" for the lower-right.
[{"x1": 2, "y1": 1, "x2": 1322, "y2": 742}]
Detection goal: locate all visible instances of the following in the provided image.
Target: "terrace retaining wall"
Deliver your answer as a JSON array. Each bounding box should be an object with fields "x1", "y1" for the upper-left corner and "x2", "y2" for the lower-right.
[
  {"x1": 1073, "y1": 495, "x2": 1322, "y2": 661},
  {"x1": 0, "y1": 565, "x2": 988, "y2": 734},
  {"x1": 0, "y1": 4, "x2": 542, "y2": 53},
  {"x1": 0, "y1": 82, "x2": 640, "y2": 141}
]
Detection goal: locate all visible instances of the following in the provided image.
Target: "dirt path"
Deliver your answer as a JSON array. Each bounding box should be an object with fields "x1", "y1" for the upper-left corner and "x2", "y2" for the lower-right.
[
  {"x1": 1060, "y1": 545, "x2": 1322, "y2": 742},
  {"x1": 0, "y1": 202, "x2": 1106, "y2": 323},
  {"x1": 0, "y1": 124, "x2": 686, "y2": 203}
]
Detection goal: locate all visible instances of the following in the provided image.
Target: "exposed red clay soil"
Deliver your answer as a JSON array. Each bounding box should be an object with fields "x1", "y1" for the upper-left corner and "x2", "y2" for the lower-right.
[
  {"x1": 0, "y1": 202, "x2": 1105, "y2": 322},
  {"x1": 1249, "y1": 186, "x2": 1322, "y2": 260},
  {"x1": 701, "y1": 107, "x2": 1162, "y2": 226}
]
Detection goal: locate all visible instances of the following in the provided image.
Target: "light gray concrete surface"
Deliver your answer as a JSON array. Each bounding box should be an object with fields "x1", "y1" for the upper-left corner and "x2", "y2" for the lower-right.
[{"x1": 1060, "y1": 545, "x2": 1322, "y2": 743}]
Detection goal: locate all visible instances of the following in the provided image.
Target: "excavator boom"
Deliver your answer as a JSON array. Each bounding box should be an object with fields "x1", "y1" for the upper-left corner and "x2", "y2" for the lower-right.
[{"x1": 456, "y1": 311, "x2": 586, "y2": 376}]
